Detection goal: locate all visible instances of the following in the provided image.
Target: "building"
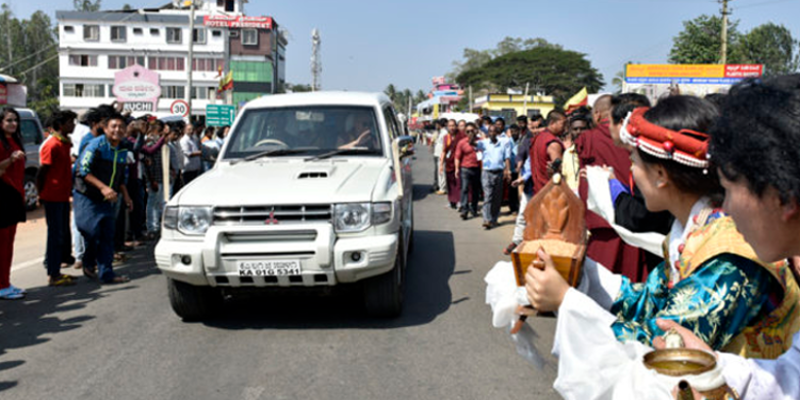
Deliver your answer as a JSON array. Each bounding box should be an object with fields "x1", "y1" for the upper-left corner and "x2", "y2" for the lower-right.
[
  {"x1": 473, "y1": 93, "x2": 556, "y2": 122},
  {"x1": 56, "y1": 0, "x2": 286, "y2": 119},
  {"x1": 415, "y1": 77, "x2": 463, "y2": 122}
]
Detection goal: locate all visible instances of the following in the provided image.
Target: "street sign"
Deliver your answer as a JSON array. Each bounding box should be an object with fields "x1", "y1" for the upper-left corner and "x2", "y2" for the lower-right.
[
  {"x1": 170, "y1": 100, "x2": 190, "y2": 117},
  {"x1": 206, "y1": 104, "x2": 236, "y2": 126}
]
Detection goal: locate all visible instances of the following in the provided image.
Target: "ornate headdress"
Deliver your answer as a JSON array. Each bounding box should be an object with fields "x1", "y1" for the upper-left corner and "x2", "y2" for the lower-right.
[{"x1": 620, "y1": 107, "x2": 710, "y2": 169}]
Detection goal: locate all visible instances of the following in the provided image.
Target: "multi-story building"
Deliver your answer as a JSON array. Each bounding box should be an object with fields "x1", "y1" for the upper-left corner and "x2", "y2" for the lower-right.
[{"x1": 56, "y1": 0, "x2": 286, "y2": 119}]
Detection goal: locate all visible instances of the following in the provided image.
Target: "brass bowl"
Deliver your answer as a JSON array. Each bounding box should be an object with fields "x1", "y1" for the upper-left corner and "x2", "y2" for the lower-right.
[{"x1": 643, "y1": 349, "x2": 717, "y2": 377}]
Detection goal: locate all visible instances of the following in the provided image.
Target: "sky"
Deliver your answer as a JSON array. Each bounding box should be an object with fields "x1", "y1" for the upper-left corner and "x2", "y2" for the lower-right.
[{"x1": 6, "y1": 0, "x2": 800, "y2": 96}]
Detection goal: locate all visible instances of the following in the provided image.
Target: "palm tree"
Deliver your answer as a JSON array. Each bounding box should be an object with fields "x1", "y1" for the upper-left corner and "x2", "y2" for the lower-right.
[{"x1": 384, "y1": 84, "x2": 397, "y2": 102}]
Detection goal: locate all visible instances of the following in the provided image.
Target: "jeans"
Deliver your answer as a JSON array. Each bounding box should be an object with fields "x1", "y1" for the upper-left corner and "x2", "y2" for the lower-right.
[
  {"x1": 459, "y1": 168, "x2": 481, "y2": 215},
  {"x1": 513, "y1": 192, "x2": 533, "y2": 244},
  {"x1": 482, "y1": 170, "x2": 504, "y2": 224},
  {"x1": 71, "y1": 206, "x2": 84, "y2": 262},
  {"x1": 75, "y1": 192, "x2": 118, "y2": 283},
  {"x1": 146, "y1": 184, "x2": 164, "y2": 233},
  {"x1": 43, "y1": 201, "x2": 72, "y2": 278}
]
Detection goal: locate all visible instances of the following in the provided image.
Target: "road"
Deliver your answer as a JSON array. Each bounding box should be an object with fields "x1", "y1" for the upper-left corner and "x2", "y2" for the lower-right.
[{"x1": 0, "y1": 148, "x2": 560, "y2": 400}]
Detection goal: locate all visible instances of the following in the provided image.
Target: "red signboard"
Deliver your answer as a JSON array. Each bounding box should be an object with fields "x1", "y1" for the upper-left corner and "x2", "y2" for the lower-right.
[
  {"x1": 203, "y1": 15, "x2": 273, "y2": 30},
  {"x1": 724, "y1": 64, "x2": 763, "y2": 78}
]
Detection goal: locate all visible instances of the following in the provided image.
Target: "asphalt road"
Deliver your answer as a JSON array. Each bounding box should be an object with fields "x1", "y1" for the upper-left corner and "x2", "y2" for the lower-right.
[{"x1": 0, "y1": 147, "x2": 561, "y2": 400}]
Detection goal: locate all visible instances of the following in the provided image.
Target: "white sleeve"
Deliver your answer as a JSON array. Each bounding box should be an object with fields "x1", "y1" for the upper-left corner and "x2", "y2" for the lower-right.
[
  {"x1": 577, "y1": 257, "x2": 623, "y2": 311},
  {"x1": 719, "y1": 333, "x2": 800, "y2": 400},
  {"x1": 552, "y1": 288, "x2": 674, "y2": 400}
]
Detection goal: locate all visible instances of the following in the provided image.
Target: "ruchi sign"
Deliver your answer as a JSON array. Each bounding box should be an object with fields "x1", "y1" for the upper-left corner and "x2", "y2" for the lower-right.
[
  {"x1": 113, "y1": 65, "x2": 160, "y2": 113},
  {"x1": 203, "y1": 15, "x2": 273, "y2": 30}
]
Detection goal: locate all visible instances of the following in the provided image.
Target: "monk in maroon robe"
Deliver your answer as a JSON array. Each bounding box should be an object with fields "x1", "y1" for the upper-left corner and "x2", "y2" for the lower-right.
[
  {"x1": 440, "y1": 119, "x2": 465, "y2": 208},
  {"x1": 575, "y1": 95, "x2": 647, "y2": 282},
  {"x1": 530, "y1": 111, "x2": 566, "y2": 194}
]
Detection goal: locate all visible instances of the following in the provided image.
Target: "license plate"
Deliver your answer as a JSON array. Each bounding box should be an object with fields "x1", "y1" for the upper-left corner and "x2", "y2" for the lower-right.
[{"x1": 237, "y1": 260, "x2": 301, "y2": 277}]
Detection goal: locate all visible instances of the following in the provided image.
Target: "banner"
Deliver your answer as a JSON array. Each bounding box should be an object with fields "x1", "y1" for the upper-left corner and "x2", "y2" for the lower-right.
[{"x1": 625, "y1": 64, "x2": 763, "y2": 85}]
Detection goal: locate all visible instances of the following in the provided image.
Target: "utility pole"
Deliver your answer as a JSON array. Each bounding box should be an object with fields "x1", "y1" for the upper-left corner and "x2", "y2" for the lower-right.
[
  {"x1": 720, "y1": 0, "x2": 731, "y2": 65},
  {"x1": 522, "y1": 82, "x2": 530, "y2": 117},
  {"x1": 311, "y1": 28, "x2": 321, "y2": 91},
  {"x1": 186, "y1": 0, "x2": 197, "y2": 119}
]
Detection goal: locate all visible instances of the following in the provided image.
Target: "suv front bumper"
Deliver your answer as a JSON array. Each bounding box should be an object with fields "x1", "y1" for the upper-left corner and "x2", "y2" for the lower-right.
[{"x1": 155, "y1": 224, "x2": 398, "y2": 287}]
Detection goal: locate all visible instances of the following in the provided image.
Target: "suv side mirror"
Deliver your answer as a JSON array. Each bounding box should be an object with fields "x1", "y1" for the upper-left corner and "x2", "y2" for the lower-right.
[{"x1": 396, "y1": 136, "x2": 415, "y2": 158}]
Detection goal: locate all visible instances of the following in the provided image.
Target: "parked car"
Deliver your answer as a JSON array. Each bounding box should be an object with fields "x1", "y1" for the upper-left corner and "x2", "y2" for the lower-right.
[
  {"x1": 17, "y1": 108, "x2": 45, "y2": 211},
  {"x1": 155, "y1": 92, "x2": 415, "y2": 321}
]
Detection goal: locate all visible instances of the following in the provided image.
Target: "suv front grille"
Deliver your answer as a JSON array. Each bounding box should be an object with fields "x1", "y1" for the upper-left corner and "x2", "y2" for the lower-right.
[{"x1": 213, "y1": 205, "x2": 333, "y2": 226}]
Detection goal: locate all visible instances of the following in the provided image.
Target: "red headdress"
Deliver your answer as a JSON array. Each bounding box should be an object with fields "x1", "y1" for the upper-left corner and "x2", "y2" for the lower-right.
[{"x1": 620, "y1": 107, "x2": 710, "y2": 168}]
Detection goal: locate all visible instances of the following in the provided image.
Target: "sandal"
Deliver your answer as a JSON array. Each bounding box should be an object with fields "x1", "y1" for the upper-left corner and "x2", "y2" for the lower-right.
[
  {"x1": 83, "y1": 266, "x2": 98, "y2": 281},
  {"x1": 49, "y1": 275, "x2": 77, "y2": 287},
  {"x1": 103, "y1": 275, "x2": 130, "y2": 285}
]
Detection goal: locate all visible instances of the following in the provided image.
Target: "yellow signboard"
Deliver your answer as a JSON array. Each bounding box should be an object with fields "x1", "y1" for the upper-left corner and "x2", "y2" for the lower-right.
[{"x1": 626, "y1": 64, "x2": 725, "y2": 78}]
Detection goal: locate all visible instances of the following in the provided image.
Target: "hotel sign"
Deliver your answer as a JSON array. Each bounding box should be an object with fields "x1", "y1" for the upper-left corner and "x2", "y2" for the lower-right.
[{"x1": 203, "y1": 15, "x2": 273, "y2": 30}]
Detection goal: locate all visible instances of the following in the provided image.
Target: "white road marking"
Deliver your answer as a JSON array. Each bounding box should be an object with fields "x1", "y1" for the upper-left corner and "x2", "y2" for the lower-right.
[{"x1": 11, "y1": 257, "x2": 45, "y2": 271}]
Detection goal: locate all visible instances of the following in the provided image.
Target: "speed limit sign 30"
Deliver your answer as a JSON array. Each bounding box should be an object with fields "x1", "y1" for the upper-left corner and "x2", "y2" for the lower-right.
[{"x1": 170, "y1": 100, "x2": 190, "y2": 117}]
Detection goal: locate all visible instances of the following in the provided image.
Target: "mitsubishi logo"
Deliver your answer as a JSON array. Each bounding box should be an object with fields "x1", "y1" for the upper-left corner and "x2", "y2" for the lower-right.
[{"x1": 265, "y1": 210, "x2": 280, "y2": 225}]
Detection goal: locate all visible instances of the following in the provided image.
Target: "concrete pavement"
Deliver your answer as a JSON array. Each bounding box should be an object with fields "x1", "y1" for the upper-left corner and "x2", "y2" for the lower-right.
[{"x1": 0, "y1": 148, "x2": 561, "y2": 400}]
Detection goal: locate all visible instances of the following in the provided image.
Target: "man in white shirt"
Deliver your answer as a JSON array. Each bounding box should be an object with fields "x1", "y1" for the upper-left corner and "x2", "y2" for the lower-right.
[{"x1": 179, "y1": 121, "x2": 202, "y2": 185}]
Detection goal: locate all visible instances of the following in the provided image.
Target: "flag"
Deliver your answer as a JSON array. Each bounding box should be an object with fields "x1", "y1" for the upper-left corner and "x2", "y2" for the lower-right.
[
  {"x1": 564, "y1": 87, "x2": 588, "y2": 114},
  {"x1": 218, "y1": 70, "x2": 233, "y2": 93}
]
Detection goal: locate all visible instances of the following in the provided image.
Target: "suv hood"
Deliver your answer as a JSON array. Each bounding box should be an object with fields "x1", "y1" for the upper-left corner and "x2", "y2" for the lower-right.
[{"x1": 175, "y1": 158, "x2": 390, "y2": 206}]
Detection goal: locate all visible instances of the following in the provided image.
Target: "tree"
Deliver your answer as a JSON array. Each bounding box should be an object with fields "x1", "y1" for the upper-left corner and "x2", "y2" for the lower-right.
[
  {"x1": 735, "y1": 23, "x2": 799, "y2": 77},
  {"x1": 455, "y1": 47, "x2": 604, "y2": 105},
  {"x1": 384, "y1": 84, "x2": 397, "y2": 102},
  {"x1": 413, "y1": 90, "x2": 427, "y2": 105},
  {"x1": 669, "y1": 15, "x2": 741, "y2": 64},
  {"x1": 74, "y1": 0, "x2": 102, "y2": 11},
  {"x1": 284, "y1": 83, "x2": 312, "y2": 93},
  {"x1": 448, "y1": 37, "x2": 561, "y2": 82},
  {"x1": 123, "y1": 4, "x2": 133, "y2": 11}
]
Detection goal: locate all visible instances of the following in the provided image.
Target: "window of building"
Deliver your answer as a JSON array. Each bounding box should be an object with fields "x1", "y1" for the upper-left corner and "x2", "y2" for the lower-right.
[
  {"x1": 83, "y1": 25, "x2": 99, "y2": 41},
  {"x1": 242, "y1": 29, "x2": 257, "y2": 46},
  {"x1": 191, "y1": 58, "x2": 222, "y2": 72},
  {"x1": 166, "y1": 27, "x2": 182, "y2": 44},
  {"x1": 63, "y1": 83, "x2": 105, "y2": 98},
  {"x1": 108, "y1": 56, "x2": 145, "y2": 69},
  {"x1": 68, "y1": 55, "x2": 98, "y2": 67},
  {"x1": 161, "y1": 85, "x2": 186, "y2": 99},
  {"x1": 193, "y1": 28, "x2": 206, "y2": 44},
  {"x1": 219, "y1": 0, "x2": 235, "y2": 12},
  {"x1": 133, "y1": 27, "x2": 143, "y2": 35},
  {"x1": 191, "y1": 86, "x2": 216, "y2": 100},
  {"x1": 148, "y1": 56, "x2": 186, "y2": 71},
  {"x1": 64, "y1": 25, "x2": 75, "y2": 33},
  {"x1": 212, "y1": 30, "x2": 222, "y2": 37},
  {"x1": 150, "y1": 28, "x2": 160, "y2": 36},
  {"x1": 110, "y1": 26, "x2": 126, "y2": 42}
]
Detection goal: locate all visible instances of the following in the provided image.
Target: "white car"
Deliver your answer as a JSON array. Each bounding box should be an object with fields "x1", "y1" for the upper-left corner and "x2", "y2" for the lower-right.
[{"x1": 155, "y1": 92, "x2": 415, "y2": 320}]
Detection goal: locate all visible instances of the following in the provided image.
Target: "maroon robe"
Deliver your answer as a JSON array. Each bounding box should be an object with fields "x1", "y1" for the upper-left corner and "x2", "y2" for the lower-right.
[
  {"x1": 575, "y1": 121, "x2": 648, "y2": 283},
  {"x1": 443, "y1": 131, "x2": 466, "y2": 204}
]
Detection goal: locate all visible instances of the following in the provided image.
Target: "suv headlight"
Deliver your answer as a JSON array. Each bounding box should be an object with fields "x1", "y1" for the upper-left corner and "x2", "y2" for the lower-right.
[
  {"x1": 334, "y1": 203, "x2": 371, "y2": 232},
  {"x1": 168, "y1": 206, "x2": 214, "y2": 235}
]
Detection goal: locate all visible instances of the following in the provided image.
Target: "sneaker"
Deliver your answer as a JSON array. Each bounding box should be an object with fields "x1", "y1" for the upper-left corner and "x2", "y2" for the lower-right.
[
  {"x1": 0, "y1": 287, "x2": 24, "y2": 300},
  {"x1": 8, "y1": 285, "x2": 26, "y2": 295}
]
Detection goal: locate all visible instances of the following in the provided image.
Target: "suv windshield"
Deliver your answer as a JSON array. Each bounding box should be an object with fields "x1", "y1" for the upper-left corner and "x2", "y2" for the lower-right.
[{"x1": 223, "y1": 106, "x2": 383, "y2": 160}]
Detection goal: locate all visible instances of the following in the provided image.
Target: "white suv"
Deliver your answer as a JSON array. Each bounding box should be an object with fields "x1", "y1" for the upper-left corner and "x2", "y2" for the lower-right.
[{"x1": 155, "y1": 92, "x2": 415, "y2": 320}]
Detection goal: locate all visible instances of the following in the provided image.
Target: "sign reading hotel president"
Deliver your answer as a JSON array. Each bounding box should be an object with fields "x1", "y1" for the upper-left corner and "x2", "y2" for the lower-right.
[
  {"x1": 113, "y1": 65, "x2": 161, "y2": 113},
  {"x1": 203, "y1": 15, "x2": 273, "y2": 30}
]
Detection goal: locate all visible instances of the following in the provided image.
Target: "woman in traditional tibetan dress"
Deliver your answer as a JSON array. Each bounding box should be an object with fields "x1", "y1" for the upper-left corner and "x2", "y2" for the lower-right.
[{"x1": 522, "y1": 96, "x2": 800, "y2": 363}]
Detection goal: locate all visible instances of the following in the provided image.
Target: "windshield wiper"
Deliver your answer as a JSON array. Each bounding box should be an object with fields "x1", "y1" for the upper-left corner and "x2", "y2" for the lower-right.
[
  {"x1": 304, "y1": 147, "x2": 374, "y2": 162},
  {"x1": 231, "y1": 147, "x2": 315, "y2": 165}
]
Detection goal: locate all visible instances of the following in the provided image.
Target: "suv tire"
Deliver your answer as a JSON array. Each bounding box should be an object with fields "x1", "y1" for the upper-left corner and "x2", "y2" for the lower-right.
[
  {"x1": 167, "y1": 278, "x2": 222, "y2": 321},
  {"x1": 363, "y1": 241, "x2": 404, "y2": 317}
]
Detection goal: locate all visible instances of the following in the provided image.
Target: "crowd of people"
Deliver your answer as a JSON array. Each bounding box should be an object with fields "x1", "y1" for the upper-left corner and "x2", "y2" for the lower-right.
[
  {"x1": 0, "y1": 103, "x2": 228, "y2": 299},
  {"x1": 473, "y1": 74, "x2": 800, "y2": 400}
]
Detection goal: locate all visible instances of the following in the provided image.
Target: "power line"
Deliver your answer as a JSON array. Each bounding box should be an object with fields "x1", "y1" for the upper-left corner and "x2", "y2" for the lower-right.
[
  {"x1": 0, "y1": 43, "x2": 57, "y2": 73},
  {"x1": 16, "y1": 53, "x2": 58, "y2": 77}
]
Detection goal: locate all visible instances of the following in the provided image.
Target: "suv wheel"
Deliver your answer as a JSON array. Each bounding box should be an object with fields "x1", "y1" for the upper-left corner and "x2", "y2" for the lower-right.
[
  {"x1": 363, "y1": 241, "x2": 404, "y2": 317},
  {"x1": 23, "y1": 173, "x2": 38, "y2": 211},
  {"x1": 166, "y1": 278, "x2": 223, "y2": 321}
]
